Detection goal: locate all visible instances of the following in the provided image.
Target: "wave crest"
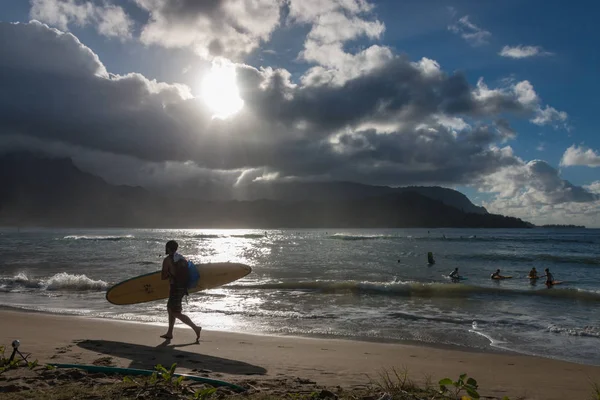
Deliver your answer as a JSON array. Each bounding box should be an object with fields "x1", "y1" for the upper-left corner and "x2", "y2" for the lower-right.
[
  {"x1": 63, "y1": 235, "x2": 134, "y2": 241},
  {"x1": 228, "y1": 280, "x2": 600, "y2": 302},
  {"x1": 0, "y1": 272, "x2": 108, "y2": 291}
]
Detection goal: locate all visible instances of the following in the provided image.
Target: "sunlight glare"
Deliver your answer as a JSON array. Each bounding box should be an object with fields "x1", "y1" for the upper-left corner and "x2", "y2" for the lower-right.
[{"x1": 201, "y1": 60, "x2": 244, "y2": 119}]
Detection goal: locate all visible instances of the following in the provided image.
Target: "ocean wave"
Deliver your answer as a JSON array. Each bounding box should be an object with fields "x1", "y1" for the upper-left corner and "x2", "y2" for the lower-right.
[
  {"x1": 230, "y1": 234, "x2": 266, "y2": 239},
  {"x1": 0, "y1": 272, "x2": 108, "y2": 291},
  {"x1": 548, "y1": 325, "x2": 600, "y2": 338},
  {"x1": 327, "y1": 233, "x2": 597, "y2": 245},
  {"x1": 62, "y1": 235, "x2": 134, "y2": 241},
  {"x1": 227, "y1": 280, "x2": 600, "y2": 302},
  {"x1": 329, "y1": 234, "x2": 399, "y2": 241},
  {"x1": 446, "y1": 252, "x2": 600, "y2": 265},
  {"x1": 193, "y1": 234, "x2": 222, "y2": 239}
]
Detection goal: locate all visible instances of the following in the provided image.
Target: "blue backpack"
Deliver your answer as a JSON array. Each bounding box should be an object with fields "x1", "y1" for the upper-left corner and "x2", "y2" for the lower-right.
[{"x1": 187, "y1": 261, "x2": 200, "y2": 289}]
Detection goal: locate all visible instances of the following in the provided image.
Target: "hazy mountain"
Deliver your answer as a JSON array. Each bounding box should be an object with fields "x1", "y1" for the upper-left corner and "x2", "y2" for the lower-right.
[
  {"x1": 230, "y1": 181, "x2": 488, "y2": 215},
  {"x1": 0, "y1": 153, "x2": 529, "y2": 228}
]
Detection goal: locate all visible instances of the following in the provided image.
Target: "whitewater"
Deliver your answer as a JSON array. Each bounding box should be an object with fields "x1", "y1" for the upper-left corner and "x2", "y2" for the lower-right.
[{"x1": 0, "y1": 227, "x2": 599, "y2": 365}]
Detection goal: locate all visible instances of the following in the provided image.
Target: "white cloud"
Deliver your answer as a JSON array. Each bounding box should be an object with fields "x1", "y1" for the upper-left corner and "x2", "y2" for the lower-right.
[
  {"x1": 448, "y1": 15, "x2": 491, "y2": 46},
  {"x1": 499, "y1": 45, "x2": 553, "y2": 59},
  {"x1": 133, "y1": 0, "x2": 283, "y2": 60},
  {"x1": 470, "y1": 78, "x2": 568, "y2": 128},
  {"x1": 479, "y1": 159, "x2": 600, "y2": 226},
  {"x1": 560, "y1": 145, "x2": 600, "y2": 167},
  {"x1": 30, "y1": 0, "x2": 133, "y2": 39},
  {"x1": 536, "y1": 142, "x2": 546, "y2": 151},
  {"x1": 585, "y1": 181, "x2": 600, "y2": 194},
  {"x1": 411, "y1": 57, "x2": 442, "y2": 77},
  {"x1": 531, "y1": 105, "x2": 568, "y2": 126},
  {"x1": 289, "y1": 0, "x2": 388, "y2": 84}
]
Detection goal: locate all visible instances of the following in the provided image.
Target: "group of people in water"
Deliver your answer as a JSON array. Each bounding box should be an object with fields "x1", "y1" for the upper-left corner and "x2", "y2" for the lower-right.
[{"x1": 448, "y1": 267, "x2": 559, "y2": 286}]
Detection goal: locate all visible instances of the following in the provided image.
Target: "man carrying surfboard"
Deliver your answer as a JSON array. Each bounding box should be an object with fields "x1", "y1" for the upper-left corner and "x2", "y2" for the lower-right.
[{"x1": 160, "y1": 240, "x2": 202, "y2": 342}]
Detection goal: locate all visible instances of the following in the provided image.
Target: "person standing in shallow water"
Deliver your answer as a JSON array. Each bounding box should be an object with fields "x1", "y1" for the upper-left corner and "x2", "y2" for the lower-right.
[{"x1": 160, "y1": 240, "x2": 201, "y2": 342}]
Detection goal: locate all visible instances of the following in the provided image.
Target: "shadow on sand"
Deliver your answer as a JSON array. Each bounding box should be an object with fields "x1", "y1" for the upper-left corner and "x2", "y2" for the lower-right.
[{"x1": 76, "y1": 339, "x2": 267, "y2": 376}]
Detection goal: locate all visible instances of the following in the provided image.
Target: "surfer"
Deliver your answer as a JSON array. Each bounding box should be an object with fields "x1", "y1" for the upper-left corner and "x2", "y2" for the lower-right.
[
  {"x1": 542, "y1": 268, "x2": 555, "y2": 287},
  {"x1": 160, "y1": 240, "x2": 202, "y2": 342},
  {"x1": 449, "y1": 268, "x2": 460, "y2": 280},
  {"x1": 528, "y1": 267, "x2": 538, "y2": 279},
  {"x1": 427, "y1": 252, "x2": 435, "y2": 265},
  {"x1": 490, "y1": 269, "x2": 503, "y2": 279}
]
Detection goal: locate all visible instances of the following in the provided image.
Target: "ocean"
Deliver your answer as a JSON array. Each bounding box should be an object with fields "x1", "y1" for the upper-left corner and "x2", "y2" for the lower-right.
[{"x1": 1, "y1": 227, "x2": 599, "y2": 366}]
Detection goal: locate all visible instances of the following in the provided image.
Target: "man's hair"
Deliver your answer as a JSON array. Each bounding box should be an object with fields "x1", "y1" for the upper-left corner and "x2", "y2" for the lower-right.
[{"x1": 166, "y1": 240, "x2": 178, "y2": 252}]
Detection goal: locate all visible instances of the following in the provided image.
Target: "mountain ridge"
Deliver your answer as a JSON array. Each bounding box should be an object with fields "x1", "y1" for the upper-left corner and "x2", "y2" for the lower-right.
[{"x1": 0, "y1": 152, "x2": 530, "y2": 228}]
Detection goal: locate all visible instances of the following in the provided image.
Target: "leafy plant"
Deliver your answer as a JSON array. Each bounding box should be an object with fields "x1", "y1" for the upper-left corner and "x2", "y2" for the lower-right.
[
  {"x1": 194, "y1": 387, "x2": 217, "y2": 399},
  {"x1": 590, "y1": 381, "x2": 600, "y2": 400},
  {"x1": 27, "y1": 359, "x2": 39, "y2": 370},
  {"x1": 439, "y1": 373, "x2": 480, "y2": 399}
]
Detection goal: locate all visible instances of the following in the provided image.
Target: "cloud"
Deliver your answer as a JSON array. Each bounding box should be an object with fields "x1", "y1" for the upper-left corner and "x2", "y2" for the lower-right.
[
  {"x1": 479, "y1": 159, "x2": 600, "y2": 226},
  {"x1": 288, "y1": 0, "x2": 388, "y2": 85},
  {"x1": 499, "y1": 45, "x2": 553, "y2": 59},
  {"x1": 132, "y1": 0, "x2": 283, "y2": 60},
  {"x1": 494, "y1": 119, "x2": 516, "y2": 141},
  {"x1": 30, "y1": 0, "x2": 133, "y2": 39},
  {"x1": 560, "y1": 145, "x2": 600, "y2": 167},
  {"x1": 448, "y1": 15, "x2": 491, "y2": 46},
  {"x1": 585, "y1": 181, "x2": 600, "y2": 194},
  {"x1": 536, "y1": 142, "x2": 546, "y2": 152},
  {"x1": 0, "y1": 20, "x2": 581, "y2": 213}
]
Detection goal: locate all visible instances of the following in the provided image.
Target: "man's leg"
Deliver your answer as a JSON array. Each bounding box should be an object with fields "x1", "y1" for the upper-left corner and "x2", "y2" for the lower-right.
[
  {"x1": 161, "y1": 300, "x2": 177, "y2": 339},
  {"x1": 174, "y1": 312, "x2": 202, "y2": 341}
]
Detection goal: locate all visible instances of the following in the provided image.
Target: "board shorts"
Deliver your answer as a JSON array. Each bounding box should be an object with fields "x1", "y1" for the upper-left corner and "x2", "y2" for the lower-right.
[{"x1": 167, "y1": 285, "x2": 187, "y2": 313}]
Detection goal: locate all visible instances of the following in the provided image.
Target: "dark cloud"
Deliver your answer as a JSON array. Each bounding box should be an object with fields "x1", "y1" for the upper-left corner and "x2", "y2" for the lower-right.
[{"x1": 0, "y1": 21, "x2": 579, "y2": 191}]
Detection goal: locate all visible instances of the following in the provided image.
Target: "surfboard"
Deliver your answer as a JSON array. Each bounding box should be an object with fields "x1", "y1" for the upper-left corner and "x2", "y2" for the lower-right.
[
  {"x1": 442, "y1": 275, "x2": 468, "y2": 281},
  {"x1": 491, "y1": 276, "x2": 512, "y2": 280},
  {"x1": 106, "y1": 262, "x2": 252, "y2": 305}
]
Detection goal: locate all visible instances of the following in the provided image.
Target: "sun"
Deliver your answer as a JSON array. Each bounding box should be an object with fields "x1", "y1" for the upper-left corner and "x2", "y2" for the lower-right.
[{"x1": 201, "y1": 60, "x2": 244, "y2": 119}]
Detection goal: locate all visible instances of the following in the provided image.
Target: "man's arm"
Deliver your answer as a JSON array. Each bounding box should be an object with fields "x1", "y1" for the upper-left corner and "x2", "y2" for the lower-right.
[{"x1": 161, "y1": 258, "x2": 171, "y2": 280}]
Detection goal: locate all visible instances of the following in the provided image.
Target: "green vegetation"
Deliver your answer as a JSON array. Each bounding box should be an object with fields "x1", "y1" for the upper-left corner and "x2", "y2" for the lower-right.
[{"x1": 2, "y1": 344, "x2": 600, "y2": 400}]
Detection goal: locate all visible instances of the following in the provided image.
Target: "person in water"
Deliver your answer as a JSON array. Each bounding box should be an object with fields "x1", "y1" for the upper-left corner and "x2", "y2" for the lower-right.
[
  {"x1": 449, "y1": 268, "x2": 460, "y2": 279},
  {"x1": 542, "y1": 268, "x2": 555, "y2": 286},
  {"x1": 528, "y1": 267, "x2": 538, "y2": 279},
  {"x1": 491, "y1": 269, "x2": 503, "y2": 279},
  {"x1": 160, "y1": 240, "x2": 202, "y2": 341}
]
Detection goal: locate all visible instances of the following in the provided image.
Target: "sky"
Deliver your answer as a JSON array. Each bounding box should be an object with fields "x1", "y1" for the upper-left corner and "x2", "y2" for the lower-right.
[{"x1": 0, "y1": 0, "x2": 599, "y2": 227}]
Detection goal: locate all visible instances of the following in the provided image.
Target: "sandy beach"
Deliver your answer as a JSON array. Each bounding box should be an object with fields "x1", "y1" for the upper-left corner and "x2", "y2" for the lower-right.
[{"x1": 0, "y1": 309, "x2": 599, "y2": 399}]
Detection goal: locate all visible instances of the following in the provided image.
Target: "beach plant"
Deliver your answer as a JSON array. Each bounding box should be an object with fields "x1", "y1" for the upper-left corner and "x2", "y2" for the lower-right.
[
  {"x1": 193, "y1": 387, "x2": 217, "y2": 399},
  {"x1": 590, "y1": 381, "x2": 600, "y2": 400},
  {"x1": 438, "y1": 374, "x2": 480, "y2": 399},
  {"x1": 371, "y1": 366, "x2": 418, "y2": 395}
]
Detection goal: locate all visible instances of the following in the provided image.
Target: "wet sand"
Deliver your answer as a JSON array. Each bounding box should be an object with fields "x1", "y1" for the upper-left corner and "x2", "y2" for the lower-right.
[{"x1": 1, "y1": 309, "x2": 599, "y2": 399}]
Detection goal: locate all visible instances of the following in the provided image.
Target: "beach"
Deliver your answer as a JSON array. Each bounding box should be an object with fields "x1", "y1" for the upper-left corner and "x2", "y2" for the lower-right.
[{"x1": 2, "y1": 309, "x2": 600, "y2": 399}]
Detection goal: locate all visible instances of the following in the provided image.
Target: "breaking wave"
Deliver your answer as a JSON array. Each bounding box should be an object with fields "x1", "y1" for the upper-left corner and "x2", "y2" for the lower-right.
[
  {"x1": 0, "y1": 272, "x2": 108, "y2": 291},
  {"x1": 329, "y1": 234, "x2": 399, "y2": 241},
  {"x1": 548, "y1": 325, "x2": 600, "y2": 338},
  {"x1": 227, "y1": 280, "x2": 600, "y2": 302},
  {"x1": 230, "y1": 234, "x2": 266, "y2": 239},
  {"x1": 63, "y1": 235, "x2": 134, "y2": 241},
  {"x1": 327, "y1": 233, "x2": 597, "y2": 245},
  {"x1": 447, "y1": 253, "x2": 600, "y2": 265}
]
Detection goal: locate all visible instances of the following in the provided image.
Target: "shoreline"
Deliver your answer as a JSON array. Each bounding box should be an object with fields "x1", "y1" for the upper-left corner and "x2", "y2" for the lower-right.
[
  {"x1": 2, "y1": 309, "x2": 600, "y2": 399},
  {"x1": 3, "y1": 303, "x2": 599, "y2": 368},
  {"x1": 0, "y1": 304, "x2": 513, "y2": 355}
]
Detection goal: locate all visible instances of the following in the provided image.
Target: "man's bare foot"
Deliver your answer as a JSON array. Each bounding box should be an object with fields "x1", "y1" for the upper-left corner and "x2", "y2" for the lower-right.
[
  {"x1": 195, "y1": 327, "x2": 202, "y2": 342},
  {"x1": 160, "y1": 334, "x2": 173, "y2": 339}
]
